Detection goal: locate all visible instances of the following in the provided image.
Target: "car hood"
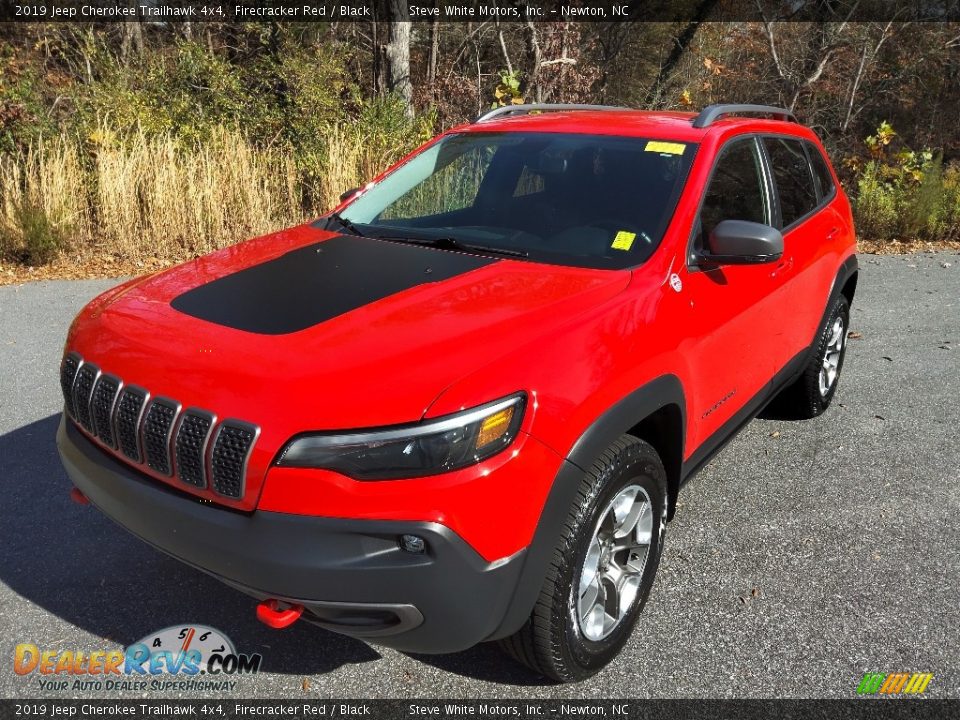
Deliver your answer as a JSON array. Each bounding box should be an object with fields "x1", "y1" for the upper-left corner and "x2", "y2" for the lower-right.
[{"x1": 68, "y1": 225, "x2": 630, "y2": 440}]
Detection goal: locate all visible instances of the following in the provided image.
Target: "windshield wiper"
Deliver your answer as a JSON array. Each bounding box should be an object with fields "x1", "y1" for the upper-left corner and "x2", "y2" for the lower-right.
[
  {"x1": 326, "y1": 212, "x2": 365, "y2": 237},
  {"x1": 379, "y1": 235, "x2": 528, "y2": 259}
]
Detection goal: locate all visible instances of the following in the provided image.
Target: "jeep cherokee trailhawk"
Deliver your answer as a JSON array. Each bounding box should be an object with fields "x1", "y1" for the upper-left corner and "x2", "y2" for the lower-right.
[{"x1": 57, "y1": 103, "x2": 857, "y2": 682}]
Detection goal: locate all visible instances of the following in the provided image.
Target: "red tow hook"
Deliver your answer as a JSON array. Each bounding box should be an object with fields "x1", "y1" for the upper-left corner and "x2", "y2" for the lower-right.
[
  {"x1": 70, "y1": 487, "x2": 90, "y2": 506},
  {"x1": 256, "y1": 599, "x2": 304, "y2": 629}
]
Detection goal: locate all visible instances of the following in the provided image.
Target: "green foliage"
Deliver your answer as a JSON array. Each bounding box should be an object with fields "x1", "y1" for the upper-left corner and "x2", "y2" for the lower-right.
[
  {"x1": 0, "y1": 200, "x2": 70, "y2": 265},
  {"x1": 854, "y1": 122, "x2": 960, "y2": 242},
  {"x1": 493, "y1": 70, "x2": 524, "y2": 108},
  {"x1": 4, "y1": 26, "x2": 960, "y2": 264},
  {"x1": 0, "y1": 53, "x2": 59, "y2": 154},
  {"x1": 79, "y1": 40, "x2": 268, "y2": 140},
  {"x1": 864, "y1": 120, "x2": 896, "y2": 156},
  {"x1": 855, "y1": 161, "x2": 899, "y2": 239}
]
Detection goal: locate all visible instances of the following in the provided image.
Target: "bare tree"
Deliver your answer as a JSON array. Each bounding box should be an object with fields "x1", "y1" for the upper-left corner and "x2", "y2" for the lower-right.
[
  {"x1": 524, "y1": 20, "x2": 543, "y2": 102},
  {"x1": 120, "y1": 0, "x2": 143, "y2": 63},
  {"x1": 841, "y1": 21, "x2": 899, "y2": 132},
  {"x1": 758, "y1": 4, "x2": 856, "y2": 112},
  {"x1": 385, "y1": 2, "x2": 413, "y2": 116},
  {"x1": 427, "y1": 14, "x2": 440, "y2": 90},
  {"x1": 496, "y1": 19, "x2": 513, "y2": 76}
]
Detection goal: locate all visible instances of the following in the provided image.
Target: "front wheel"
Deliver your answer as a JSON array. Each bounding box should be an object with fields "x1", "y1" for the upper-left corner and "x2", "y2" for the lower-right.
[{"x1": 498, "y1": 436, "x2": 667, "y2": 682}]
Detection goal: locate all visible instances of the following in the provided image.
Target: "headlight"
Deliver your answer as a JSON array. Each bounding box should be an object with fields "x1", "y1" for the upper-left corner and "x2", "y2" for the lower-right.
[{"x1": 276, "y1": 393, "x2": 526, "y2": 480}]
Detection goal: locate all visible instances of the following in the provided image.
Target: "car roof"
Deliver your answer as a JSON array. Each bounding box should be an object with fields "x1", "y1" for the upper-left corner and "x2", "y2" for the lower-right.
[{"x1": 453, "y1": 109, "x2": 807, "y2": 143}]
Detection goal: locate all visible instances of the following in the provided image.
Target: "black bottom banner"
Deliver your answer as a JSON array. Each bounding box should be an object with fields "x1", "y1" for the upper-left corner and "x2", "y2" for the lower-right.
[{"x1": 1, "y1": 700, "x2": 959, "y2": 720}]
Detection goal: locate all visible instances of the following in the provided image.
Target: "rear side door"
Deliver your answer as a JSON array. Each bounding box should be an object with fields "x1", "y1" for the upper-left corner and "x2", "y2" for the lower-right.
[
  {"x1": 681, "y1": 136, "x2": 790, "y2": 450},
  {"x1": 761, "y1": 136, "x2": 840, "y2": 356}
]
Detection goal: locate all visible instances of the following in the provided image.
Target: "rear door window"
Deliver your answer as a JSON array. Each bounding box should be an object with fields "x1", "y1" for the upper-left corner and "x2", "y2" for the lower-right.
[{"x1": 764, "y1": 137, "x2": 818, "y2": 228}]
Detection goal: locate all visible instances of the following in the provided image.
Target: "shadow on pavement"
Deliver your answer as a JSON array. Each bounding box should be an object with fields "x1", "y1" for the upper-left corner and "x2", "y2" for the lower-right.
[
  {"x1": 0, "y1": 414, "x2": 379, "y2": 676},
  {"x1": 409, "y1": 646, "x2": 550, "y2": 686}
]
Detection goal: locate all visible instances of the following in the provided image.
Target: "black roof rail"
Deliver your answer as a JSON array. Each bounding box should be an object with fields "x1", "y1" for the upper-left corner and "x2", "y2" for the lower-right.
[
  {"x1": 692, "y1": 104, "x2": 796, "y2": 128},
  {"x1": 474, "y1": 103, "x2": 628, "y2": 123}
]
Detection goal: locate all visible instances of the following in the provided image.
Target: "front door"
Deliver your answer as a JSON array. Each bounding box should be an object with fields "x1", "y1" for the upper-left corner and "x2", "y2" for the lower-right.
[{"x1": 681, "y1": 136, "x2": 791, "y2": 452}]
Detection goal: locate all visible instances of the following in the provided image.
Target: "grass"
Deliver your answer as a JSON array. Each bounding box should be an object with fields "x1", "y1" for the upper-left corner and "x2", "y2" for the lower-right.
[
  {"x1": 92, "y1": 129, "x2": 302, "y2": 260},
  {"x1": 0, "y1": 124, "x2": 414, "y2": 269},
  {"x1": 0, "y1": 139, "x2": 86, "y2": 264}
]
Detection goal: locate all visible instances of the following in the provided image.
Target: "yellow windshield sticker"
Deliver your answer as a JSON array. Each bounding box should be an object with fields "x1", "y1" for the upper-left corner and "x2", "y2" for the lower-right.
[
  {"x1": 645, "y1": 141, "x2": 686, "y2": 155},
  {"x1": 611, "y1": 231, "x2": 636, "y2": 251}
]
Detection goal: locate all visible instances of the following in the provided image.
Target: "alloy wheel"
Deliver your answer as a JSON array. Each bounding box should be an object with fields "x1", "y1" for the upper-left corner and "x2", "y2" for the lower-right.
[
  {"x1": 576, "y1": 484, "x2": 654, "y2": 642},
  {"x1": 819, "y1": 316, "x2": 845, "y2": 397}
]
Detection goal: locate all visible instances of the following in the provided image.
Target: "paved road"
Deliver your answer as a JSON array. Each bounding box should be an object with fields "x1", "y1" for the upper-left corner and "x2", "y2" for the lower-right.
[{"x1": 1, "y1": 253, "x2": 957, "y2": 700}]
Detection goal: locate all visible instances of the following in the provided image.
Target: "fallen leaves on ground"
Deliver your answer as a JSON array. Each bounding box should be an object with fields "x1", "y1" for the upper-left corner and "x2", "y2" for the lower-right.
[
  {"x1": 857, "y1": 239, "x2": 960, "y2": 254},
  {"x1": 0, "y1": 253, "x2": 169, "y2": 286}
]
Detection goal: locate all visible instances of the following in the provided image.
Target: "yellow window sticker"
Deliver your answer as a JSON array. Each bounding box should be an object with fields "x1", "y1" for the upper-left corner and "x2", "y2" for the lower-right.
[
  {"x1": 611, "y1": 231, "x2": 636, "y2": 251},
  {"x1": 645, "y1": 141, "x2": 686, "y2": 155}
]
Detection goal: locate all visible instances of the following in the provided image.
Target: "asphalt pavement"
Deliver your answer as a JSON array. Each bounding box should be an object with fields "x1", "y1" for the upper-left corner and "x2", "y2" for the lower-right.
[{"x1": 0, "y1": 252, "x2": 957, "y2": 699}]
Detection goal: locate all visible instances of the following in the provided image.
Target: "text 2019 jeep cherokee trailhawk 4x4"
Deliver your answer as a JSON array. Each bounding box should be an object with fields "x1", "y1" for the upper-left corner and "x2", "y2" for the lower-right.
[{"x1": 57, "y1": 103, "x2": 857, "y2": 682}]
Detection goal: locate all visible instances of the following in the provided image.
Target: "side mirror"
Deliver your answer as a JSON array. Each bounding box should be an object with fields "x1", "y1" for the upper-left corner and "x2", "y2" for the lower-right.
[
  {"x1": 700, "y1": 220, "x2": 784, "y2": 265},
  {"x1": 339, "y1": 187, "x2": 360, "y2": 203}
]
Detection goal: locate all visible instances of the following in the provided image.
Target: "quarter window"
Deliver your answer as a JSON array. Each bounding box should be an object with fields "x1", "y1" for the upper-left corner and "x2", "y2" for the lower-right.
[
  {"x1": 699, "y1": 138, "x2": 770, "y2": 243},
  {"x1": 806, "y1": 142, "x2": 836, "y2": 200},
  {"x1": 764, "y1": 137, "x2": 818, "y2": 228}
]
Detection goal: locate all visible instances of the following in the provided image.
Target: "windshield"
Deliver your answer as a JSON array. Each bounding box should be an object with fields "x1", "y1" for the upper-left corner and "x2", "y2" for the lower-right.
[{"x1": 337, "y1": 132, "x2": 696, "y2": 269}]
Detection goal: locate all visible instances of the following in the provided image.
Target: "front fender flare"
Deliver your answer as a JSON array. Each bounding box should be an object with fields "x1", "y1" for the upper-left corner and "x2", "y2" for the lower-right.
[{"x1": 487, "y1": 374, "x2": 686, "y2": 641}]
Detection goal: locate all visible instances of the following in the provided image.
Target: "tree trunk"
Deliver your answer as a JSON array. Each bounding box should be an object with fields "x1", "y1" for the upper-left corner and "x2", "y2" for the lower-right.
[
  {"x1": 643, "y1": 0, "x2": 718, "y2": 107},
  {"x1": 524, "y1": 21, "x2": 543, "y2": 103},
  {"x1": 427, "y1": 15, "x2": 440, "y2": 90},
  {"x1": 120, "y1": 1, "x2": 143, "y2": 63},
  {"x1": 385, "y1": 4, "x2": 413, "y2": 117}
]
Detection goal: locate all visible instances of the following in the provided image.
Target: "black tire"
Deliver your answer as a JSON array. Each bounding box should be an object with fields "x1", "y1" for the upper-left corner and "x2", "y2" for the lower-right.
[
  {"x1": 498, "y1": 435, "x2": 667, "y2": 683},
  {"x1": 772, "y1": 294, "x2": 850, "y2": 419}
]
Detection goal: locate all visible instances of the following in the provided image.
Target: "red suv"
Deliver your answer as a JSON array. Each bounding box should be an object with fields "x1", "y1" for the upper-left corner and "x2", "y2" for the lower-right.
[{"x1": 58, "y1": 104, "x2": 857, "y2": 682}]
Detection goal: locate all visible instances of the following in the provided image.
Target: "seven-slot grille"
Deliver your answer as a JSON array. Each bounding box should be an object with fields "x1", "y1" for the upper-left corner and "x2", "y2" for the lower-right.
[{"x1": 59, "y1": 352, "x2": 258, "y2": 499}]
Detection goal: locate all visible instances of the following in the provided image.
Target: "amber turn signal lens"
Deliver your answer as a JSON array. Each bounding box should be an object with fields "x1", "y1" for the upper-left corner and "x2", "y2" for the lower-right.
[{"x1": 475, "y1": 406, "x2": 514, "y2": 449}]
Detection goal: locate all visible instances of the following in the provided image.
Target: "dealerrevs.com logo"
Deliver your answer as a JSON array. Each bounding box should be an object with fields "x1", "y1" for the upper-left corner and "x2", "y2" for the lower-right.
[{"x1": 14, "y1": 624, "x2": 261, "y2": 692}]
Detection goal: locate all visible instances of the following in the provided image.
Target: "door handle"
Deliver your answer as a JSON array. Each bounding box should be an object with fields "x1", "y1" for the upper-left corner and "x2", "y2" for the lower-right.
[
  {"x1": 826, "y1": 227, "x2": 840, "y2": 240},
  {"x1": 771, "y1": 256, "x2": 794, "y2": 277}
]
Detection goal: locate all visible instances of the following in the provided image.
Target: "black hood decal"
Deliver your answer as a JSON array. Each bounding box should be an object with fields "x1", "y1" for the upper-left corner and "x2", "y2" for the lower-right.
[{"x1": 170, "y1": 235, "x2": 497, "y2": 335}]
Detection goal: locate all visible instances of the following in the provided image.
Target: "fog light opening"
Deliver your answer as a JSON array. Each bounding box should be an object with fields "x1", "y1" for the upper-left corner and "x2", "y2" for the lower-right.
[{"x1": 399, "y1": 534, "x2": 426, "y2": 554}]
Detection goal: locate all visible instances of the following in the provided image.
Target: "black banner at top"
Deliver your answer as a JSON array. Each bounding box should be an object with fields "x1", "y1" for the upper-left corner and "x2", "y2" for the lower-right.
[{"x1": 2, "y1": 0, "x2": 959, "y2": 23}]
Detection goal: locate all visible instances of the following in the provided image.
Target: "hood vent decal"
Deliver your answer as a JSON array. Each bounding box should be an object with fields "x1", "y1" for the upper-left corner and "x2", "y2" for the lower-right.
[{"x1": 170, "y1": 235, "x2": 497, "y2": 335}]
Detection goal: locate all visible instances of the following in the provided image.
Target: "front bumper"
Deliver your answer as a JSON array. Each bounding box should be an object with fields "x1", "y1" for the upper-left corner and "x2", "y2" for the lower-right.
[{"x1": 56, "y1": 417, "x2": 528, "y2": 653}]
